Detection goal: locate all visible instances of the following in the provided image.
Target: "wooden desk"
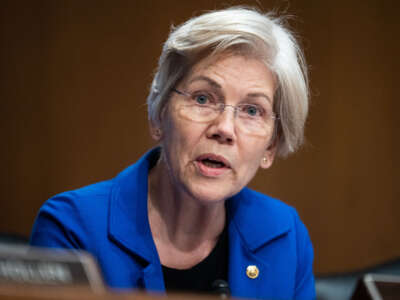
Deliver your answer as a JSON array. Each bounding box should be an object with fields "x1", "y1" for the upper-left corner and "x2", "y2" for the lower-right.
[{"x1": 0, "y1": 285, "x2": 225, "y2": 300}]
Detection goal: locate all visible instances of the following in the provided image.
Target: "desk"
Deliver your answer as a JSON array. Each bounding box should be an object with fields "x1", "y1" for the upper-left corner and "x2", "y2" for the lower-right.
[{"x1": 0, "y1": 286, "x2": 225, "y2": 300}]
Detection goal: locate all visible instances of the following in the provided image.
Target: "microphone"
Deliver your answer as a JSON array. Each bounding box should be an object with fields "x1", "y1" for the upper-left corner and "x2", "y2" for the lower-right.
[{"x1": 212, "y1": 279, "x2": 230, "y2": 299}]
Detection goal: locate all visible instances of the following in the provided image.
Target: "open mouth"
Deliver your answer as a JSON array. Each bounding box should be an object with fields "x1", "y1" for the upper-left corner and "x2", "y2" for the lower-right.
[
  {"x1": 196, "y1": 154, "x2": 231, "y2": 169},
  {"x1": 201, "y1": 158, "x2": 226, "y2": 168}
]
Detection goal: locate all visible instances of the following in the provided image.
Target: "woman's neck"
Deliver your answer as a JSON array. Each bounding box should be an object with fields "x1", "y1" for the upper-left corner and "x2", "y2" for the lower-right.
[{"x1": 147, "y1": 156, "x2": 226, "y2": 266}]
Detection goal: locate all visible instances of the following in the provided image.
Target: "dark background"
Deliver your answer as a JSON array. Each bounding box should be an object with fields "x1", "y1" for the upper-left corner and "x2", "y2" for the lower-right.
[{"x1": 1, "y1": 0, "x2": 399, "y2": 274}]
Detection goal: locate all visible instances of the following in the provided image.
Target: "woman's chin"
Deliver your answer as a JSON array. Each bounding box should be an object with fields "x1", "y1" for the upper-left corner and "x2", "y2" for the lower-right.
[{"x1": 186, "y1": 182, "x2": 237, "y2": 206}]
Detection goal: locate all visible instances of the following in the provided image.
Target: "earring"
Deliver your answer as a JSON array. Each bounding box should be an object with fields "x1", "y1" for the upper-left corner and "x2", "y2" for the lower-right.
[{"x1": 262, "y1": 157, "x2": 267, "y2": 163}]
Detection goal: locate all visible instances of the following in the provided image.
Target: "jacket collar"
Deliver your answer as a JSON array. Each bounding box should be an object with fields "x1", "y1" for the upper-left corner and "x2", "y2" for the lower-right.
[
  {"x1": 108, "y1": 147, "x2": 291, "y2": 262},
  {"x1": 108, "y1": 148, "x2": 160, "y2": 263},
  {"x1": 227, "y1": 188, "x2": 292, "y2": 252}
]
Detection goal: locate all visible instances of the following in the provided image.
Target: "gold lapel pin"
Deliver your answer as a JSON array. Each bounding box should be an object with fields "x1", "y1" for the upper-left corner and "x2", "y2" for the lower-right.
[{"x1": 246, "y1": 265, "x2": 259, "y2": 279}]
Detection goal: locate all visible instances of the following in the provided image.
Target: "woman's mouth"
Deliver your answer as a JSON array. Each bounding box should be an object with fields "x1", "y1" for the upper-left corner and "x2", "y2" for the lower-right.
[
  {"x1": 195, "y1": 154, "x2": 231, "y2": 177},
  {"x1": 201, "y1": 158, "x2": 225, "y2": 168}
]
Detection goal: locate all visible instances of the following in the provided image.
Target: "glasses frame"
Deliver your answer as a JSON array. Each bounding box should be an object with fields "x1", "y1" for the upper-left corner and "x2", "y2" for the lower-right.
[
  {"x1": 171, "y1": 88, "x2": 279, "y2": 139},
  {"x1": 172, "y1": 88, "x2": 279, "y2": 120}
]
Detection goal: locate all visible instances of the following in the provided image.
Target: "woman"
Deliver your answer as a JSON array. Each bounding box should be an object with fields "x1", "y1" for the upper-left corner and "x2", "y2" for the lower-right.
[{"x1": 30, "y1": 7, "x2": 314, "y2": 300}]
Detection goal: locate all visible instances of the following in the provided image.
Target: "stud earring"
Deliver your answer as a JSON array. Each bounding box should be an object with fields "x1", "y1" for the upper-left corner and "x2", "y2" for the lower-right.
[{"x1": 262, "y1": 157, "x2": 267, "y2": 163}]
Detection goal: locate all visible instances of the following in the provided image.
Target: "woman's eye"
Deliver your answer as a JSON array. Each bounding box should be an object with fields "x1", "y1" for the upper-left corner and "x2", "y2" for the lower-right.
[
  {"x1": 244, "y1": 105, "x2": 261, "y2": 117},
  {"x1": 194, "y1": 94, "x2": 209, "y2": 105}
]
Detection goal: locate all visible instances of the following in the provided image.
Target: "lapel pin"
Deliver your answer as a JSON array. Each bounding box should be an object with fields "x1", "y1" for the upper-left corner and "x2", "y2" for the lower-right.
[{"x1": 246, "y1": 265, "x2": 259, "y2": 279}]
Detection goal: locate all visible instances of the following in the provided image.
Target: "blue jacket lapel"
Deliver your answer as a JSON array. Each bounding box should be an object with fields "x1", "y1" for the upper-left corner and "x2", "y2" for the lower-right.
[
  {"x1": 108, "y1": 149, "x2": 165, "y2": 291},
  {"x1": 227, "y1": 188, "x2": 292, "y2": 299},
  {"x1": 106, "y1": 148, "x2": 294, "y2": 296}
]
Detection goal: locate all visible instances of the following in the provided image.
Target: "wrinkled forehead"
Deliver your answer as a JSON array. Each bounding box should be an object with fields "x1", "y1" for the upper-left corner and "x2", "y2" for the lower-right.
[
  {"x1": 179, "y1": 48, "x2": 276, "y2": 87},
  {"x1": 178, "y1": 52, "x2": 277, "y2": 102}
]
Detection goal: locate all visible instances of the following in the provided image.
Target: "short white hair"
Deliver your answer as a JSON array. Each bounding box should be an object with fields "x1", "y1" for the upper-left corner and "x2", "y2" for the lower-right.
[{"x1": 147, "y1": 7, "x2": 309, "y2": 157}]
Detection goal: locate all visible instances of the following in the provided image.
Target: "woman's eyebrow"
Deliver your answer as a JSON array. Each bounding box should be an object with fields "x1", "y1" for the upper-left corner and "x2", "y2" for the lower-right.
[
  {"x1": 247, "y1": 92, "x2": 273, "y2": 105},
  {"x1": 188, "y1": 76, "x2": 222, "y2": 89},
  {"x1": 188, "y1": 76, "x2": 272, "y2": 104}
]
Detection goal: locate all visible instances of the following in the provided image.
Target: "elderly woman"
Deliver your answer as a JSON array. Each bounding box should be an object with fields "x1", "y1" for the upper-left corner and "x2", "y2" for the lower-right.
[{"x1": 30, "y1": 7, "x2": 314, "y2": 300}]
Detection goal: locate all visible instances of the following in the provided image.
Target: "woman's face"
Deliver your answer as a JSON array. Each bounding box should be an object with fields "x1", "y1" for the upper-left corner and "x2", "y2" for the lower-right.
[{"x1": 155, "y1": 54, "x2": 277, "y2": 204}]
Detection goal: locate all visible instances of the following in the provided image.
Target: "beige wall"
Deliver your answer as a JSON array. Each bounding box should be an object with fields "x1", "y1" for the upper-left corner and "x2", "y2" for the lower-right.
[{"x1": 1, "y1": 0, "x2": 399, "y2": 274}]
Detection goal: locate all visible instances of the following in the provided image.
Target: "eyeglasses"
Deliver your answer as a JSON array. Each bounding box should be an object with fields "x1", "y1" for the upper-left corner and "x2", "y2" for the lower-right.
[{"x1": 172, "y1": 88, "x2": 278, "y2": 137}]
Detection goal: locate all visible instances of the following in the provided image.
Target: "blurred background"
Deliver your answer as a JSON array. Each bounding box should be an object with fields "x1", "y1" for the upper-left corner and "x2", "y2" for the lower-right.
[{"x1": 1, "y1": 0, "x2": 399, "y2": 275}]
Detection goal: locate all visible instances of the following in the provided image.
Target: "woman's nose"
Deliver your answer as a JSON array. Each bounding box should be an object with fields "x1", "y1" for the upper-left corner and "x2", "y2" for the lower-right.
[{"x1": 206, "y1": 108, "x2": 236, "y2": 145}]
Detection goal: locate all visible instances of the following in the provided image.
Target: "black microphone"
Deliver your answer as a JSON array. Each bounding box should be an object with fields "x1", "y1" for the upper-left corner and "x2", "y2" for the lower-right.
[{"x1": 212, "y1": 279, "x2": 230, "y2": 299}]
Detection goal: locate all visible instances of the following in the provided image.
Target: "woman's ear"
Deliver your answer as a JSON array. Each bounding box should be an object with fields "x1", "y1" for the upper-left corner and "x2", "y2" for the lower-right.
[
  {"x1": 260, "y1": 142, "x2": 277, "y2": 169},
  {"x1": 149, "y1": 122, "x2": 162, "y2": 142}
]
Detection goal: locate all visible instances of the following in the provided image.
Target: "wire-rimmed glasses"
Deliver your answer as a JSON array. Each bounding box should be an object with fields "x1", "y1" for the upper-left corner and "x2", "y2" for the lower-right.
[{"x1": 172, "y1": 88, "x2": 278, "y2": 137}]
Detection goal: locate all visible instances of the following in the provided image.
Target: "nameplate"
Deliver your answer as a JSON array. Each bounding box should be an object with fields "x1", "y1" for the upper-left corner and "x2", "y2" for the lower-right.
[{"x1": 0, "y1": 244, "x2": 104, "y2": 292}]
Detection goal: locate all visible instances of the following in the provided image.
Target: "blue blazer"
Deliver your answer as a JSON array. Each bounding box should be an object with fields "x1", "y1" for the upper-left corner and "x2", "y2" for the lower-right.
[{"x1": 30, "y1": 148, "x2": 315, "y2": 300}]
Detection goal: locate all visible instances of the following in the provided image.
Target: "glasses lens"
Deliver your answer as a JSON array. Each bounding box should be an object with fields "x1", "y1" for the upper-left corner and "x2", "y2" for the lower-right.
[
  {"x1": 177, "y1": 104, "x2": 217, "y2": 122},
  {"x1": 236, "y1": 117, "x2": 273, "y2": 137},
  {"x1": 175, "y1": 100, "x2": 275, "y2": 138}
]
